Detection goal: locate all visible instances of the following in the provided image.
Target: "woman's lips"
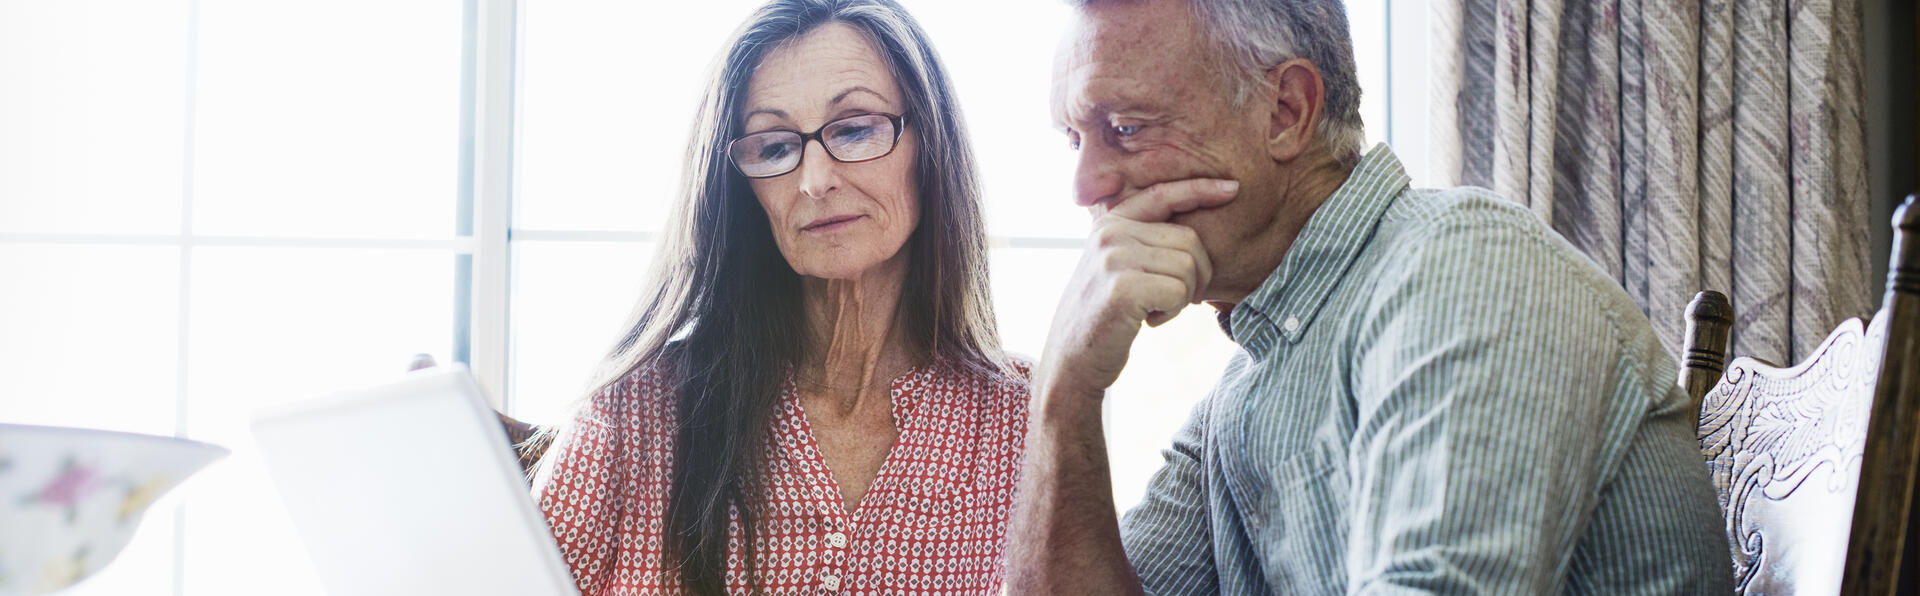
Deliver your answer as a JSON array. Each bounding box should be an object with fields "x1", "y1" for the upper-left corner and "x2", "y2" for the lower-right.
[{"x1": 802, "y1": 214, "x2": 864, "y2": 232}]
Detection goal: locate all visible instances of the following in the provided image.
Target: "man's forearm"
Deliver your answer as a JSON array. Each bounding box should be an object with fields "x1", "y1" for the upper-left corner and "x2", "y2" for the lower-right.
[{"x1": 1005, "y1": 381, "x2": 1144, "y2": 595}]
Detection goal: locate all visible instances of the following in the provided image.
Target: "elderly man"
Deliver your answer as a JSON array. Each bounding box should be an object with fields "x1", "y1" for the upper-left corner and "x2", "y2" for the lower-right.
[{"x1": 1007, "y1": 0, "x2": 1732, "y2": 593}]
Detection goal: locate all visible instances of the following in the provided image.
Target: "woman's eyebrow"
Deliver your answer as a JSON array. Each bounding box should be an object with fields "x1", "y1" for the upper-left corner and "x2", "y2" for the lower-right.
[
  {"x1": 831, "y1": 86, "x2": 888, "y2": 107},
  {"x1": 745, "y1": 107, "x2": 789, "y2": 122}
]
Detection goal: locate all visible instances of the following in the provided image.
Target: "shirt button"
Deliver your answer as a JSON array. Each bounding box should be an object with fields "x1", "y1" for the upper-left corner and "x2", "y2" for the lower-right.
[
  {"x1": 1282, "y1": 316, "x2": 1301, "y2": 333},
  {"x1": 826, "y1": 532, "x2": 847, "y2": 548},
  {"x1": 821, "y1": 573, "x2": 841, "y2": 591}
]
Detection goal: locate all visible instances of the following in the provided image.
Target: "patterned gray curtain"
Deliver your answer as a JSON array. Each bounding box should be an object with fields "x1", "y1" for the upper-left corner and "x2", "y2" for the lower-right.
[{"x1": 1431, "y1": 0, "x2": 1872, "y2": 365}]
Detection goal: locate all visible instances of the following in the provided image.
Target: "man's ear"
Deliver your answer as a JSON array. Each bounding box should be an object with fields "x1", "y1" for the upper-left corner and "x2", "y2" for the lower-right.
[{"x1": 1264, "y1": 58, "x2": 1324, "y2": 163}]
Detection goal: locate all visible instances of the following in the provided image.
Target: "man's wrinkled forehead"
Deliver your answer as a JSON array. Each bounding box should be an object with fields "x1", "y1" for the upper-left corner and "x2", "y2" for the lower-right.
[{"x1": 1051, "y1": 0, "x2": 1219, "y2": 120}]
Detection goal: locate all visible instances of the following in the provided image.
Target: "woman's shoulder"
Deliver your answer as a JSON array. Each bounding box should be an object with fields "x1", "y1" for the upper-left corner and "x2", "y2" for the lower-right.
[
  {"x1": 1003, "y1": 353, "x2": 1036, "y2": 382},
  {"x1": 572, "y1": 356, "x2": 679, "y2": 429},
  {"x1": 925, "y1": 353, "x2": 1033, "y2": 414}
]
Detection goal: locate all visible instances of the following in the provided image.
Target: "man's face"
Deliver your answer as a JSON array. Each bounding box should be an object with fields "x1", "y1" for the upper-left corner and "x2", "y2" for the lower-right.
[{"x1": 1053, "y1": 0, "x2": 1279, "y2": 260}]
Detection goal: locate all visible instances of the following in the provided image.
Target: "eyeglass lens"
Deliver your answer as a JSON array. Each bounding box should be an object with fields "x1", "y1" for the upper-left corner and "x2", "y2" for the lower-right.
[{"x1": 729, "y1": 113, "x2": 899, "y2": 178}]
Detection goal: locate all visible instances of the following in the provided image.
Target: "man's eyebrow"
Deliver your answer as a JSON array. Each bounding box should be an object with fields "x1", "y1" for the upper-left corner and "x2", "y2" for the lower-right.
[{"x1": 832, "y1": 86, "x2": 888, "y2": 107}]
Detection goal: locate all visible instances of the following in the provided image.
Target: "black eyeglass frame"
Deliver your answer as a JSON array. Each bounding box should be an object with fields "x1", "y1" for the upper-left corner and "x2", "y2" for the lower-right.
[{"x1": 726, "y1": 112, "x2": 908, "y2": 179}]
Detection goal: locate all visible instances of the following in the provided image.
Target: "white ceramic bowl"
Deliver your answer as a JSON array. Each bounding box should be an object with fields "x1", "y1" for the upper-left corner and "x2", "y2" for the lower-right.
[{"x1": 0, "y1": 424, "x2": 227, "y2": 595}]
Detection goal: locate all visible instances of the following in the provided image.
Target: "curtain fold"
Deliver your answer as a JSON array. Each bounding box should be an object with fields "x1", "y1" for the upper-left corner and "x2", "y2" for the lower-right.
[{"x1": 1434, "y1": 0, "x2": 1871, "y2": 365}]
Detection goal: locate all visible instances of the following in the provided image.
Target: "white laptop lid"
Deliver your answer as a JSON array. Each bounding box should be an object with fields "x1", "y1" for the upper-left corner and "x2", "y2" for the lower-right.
[{"x1": 250, "y1": 366, "x2": 578, "y2": 596}]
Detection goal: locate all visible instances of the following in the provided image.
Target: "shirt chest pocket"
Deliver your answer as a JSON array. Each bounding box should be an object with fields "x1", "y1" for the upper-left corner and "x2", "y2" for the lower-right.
[
  {"x1": 873, "y1": 447, "x2": 975, "y2": 530},
  {"x1": 1246, "y1": 440, "x2": 1349, "y2": 594}
]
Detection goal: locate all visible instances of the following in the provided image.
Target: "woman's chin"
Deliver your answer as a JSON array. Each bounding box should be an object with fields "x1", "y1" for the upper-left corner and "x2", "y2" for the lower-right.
[
  {"x1": 794, "y1": 263, "x2": 883, "y2": 281},
  {"x1": 787, "y1": 249, "x2": 904, "y2": 282}
]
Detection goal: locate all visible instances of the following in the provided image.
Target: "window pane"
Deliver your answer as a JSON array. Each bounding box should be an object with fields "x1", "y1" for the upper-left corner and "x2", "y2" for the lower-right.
[
  {"x1": 0, "y1": 0, "x2": 188, "y2": 235},
  {"x1": 987, "y1": 247, "x2": 1079, "y2": 359},
  {"x1": 515, "y1": 1, "x2": 758, "y2": 232},
  {"x1": 508, "y1": 240, "x2": 655, "y2": 424},
  {"x1": 1103, "y1": 305, "x2": 1237, "y2": 511},
  {"x1": 988, "y1": 246, "x2": 1237, "y2": 511},
  {"x1": 0, "y1": 245, "x2": 179, "y2": 435},
  {"x1": 1347, "y1": 0, "x2": 1390, "y2": 148},
  {"x1": 191, "y1": 0, "x2": 461, "y2": 239},
  {"x1": 908, "y1": 0, "x2": 1089, "y2": 240},
  {"x1": 182, "y1": 247, "x2": 455, "y2": 596},
  {"x1": 1387, "y1": 0, "x2": 1439, "y2": 186}
]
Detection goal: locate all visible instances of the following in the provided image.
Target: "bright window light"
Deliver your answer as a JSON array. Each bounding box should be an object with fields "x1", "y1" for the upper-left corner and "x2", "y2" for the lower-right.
[
  {"x1": 0, "y1": 1, "x2": 1414, "y2": 593},
  {"x1": 507, "y1": 0, "x2": 1406, "y2": 512}
]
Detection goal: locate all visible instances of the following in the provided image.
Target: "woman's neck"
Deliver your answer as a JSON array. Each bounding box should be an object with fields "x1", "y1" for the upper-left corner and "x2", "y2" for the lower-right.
[{"x1": 797, "y1": 250, "x2": 917, "y2": 417}]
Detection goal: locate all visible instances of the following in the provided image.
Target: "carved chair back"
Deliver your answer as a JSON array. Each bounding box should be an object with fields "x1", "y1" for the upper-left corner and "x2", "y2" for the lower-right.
[{"x1": 1680, "y1": 195, "x2": 1920, "y2": 595}]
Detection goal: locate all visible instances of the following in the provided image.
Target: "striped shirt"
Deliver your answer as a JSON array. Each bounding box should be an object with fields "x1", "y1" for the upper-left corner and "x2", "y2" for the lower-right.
[{"x1": 1118, "y1": 145, "x2": 1732, "y2": 594}]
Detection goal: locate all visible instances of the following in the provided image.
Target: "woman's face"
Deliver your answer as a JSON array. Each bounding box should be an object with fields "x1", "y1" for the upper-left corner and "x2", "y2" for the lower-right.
[{"x1": 741, "y1": 22, "x2": 921, "y2": 281}]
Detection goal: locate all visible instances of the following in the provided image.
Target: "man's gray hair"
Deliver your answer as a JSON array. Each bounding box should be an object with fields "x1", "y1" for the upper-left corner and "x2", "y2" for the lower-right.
[{"x1": 1070, "y1": 0, "x2": 1366, "y2": 164}]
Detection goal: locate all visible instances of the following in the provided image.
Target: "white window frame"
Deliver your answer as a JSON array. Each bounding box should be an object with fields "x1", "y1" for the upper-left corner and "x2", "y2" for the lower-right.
[{"x1": 473, "y1": 0, "x2": 1434, "y2": 414}]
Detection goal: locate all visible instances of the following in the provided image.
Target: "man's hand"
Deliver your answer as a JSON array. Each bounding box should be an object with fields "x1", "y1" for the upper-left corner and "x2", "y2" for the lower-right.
[
  {"x1": 1006, "y1": 177, "x2": 1236, "y2": 595},
  {"x1": 1038, "y1": 178, "x2": 1238, "y2": 396}
]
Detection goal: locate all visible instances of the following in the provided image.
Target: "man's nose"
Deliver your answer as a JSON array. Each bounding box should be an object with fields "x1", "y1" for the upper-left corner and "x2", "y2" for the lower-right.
[
  {"x1": 1072, "y1": 142, "x2": 1121, "y2": 208},
  {"x1": 796, "y1": 139, "x2": 838, "y2": 200}
]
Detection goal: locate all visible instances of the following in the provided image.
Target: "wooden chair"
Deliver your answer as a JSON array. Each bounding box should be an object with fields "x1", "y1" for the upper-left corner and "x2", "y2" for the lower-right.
[{"x1": 1680, "y1": 194, "x2": 1920, "y2": 594}]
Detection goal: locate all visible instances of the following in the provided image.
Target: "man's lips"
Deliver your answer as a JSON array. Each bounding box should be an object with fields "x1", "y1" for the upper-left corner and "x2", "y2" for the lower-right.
[{"x1": 802, "y1": 214, "x2": 865, "y2": 232}]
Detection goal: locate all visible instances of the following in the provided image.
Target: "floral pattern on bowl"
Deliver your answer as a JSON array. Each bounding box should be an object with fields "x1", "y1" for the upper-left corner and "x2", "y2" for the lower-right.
[{"x1": 0, "y1": 424, "x2": 227, "y2": 596}]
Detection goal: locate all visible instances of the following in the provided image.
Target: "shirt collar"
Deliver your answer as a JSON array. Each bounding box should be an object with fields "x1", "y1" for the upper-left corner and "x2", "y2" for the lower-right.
[{"x1": 1228, "y1": 144, "x2": 1411, "y2": 355}]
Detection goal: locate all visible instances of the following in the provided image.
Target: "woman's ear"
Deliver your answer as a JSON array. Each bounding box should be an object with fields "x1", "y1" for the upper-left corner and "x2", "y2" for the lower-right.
[{"x1": 1264, "y1": 58, "x2": 1325, "y2": 163}]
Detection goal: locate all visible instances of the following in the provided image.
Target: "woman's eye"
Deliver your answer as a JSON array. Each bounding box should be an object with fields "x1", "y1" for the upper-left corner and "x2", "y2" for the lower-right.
[
  {"x1": 830, "y1": 125, "x2": 874, "y2": 142},
  {"x1": 758, "y1": 142, "x2": 794, "y2": 160},
  {"x1": 1114, "y1": 124, "x2": 1141, "y2": 137}
]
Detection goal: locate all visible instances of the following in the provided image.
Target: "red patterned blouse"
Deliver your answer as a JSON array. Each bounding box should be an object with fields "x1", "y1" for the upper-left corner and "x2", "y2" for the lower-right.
[{"x1": 531, "y1": 358, "x2": 1031, "y2": 595}]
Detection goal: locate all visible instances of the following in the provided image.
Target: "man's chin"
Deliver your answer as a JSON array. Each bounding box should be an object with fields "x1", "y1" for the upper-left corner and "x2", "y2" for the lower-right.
[{"x1": 1168, "y1": 204, "x2": 1231, "y2": 236}]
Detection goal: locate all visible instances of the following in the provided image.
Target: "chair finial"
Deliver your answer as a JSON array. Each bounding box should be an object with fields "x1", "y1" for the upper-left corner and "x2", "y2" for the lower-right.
[
  {"x1": 1682, "y1": 290, "x2": 1734, "y2": 416},
  {"x1": 1889, "y1": 196, "x2": 1920, "y2": 301},
  {"x1": 1688, "y1": 291, "x2": 1733, "y2": 327}
]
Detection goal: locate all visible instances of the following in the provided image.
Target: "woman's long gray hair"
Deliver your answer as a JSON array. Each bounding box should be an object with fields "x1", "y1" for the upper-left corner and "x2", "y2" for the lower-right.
[{"x1": 565, "y1": 0, "x2": 1005, "y2": 592}]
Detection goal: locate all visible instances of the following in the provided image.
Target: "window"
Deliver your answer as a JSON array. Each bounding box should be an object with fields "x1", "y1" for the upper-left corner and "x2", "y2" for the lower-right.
[
  {"x1": 505, "y1": 0, "x2": 1434, "y2": 512},
  {"x1": 2, "y1": 0, "x2": 463, "y2": 594},
  {"x1": 1, "y1": 1, "x2": 1427, "y2": 593}
]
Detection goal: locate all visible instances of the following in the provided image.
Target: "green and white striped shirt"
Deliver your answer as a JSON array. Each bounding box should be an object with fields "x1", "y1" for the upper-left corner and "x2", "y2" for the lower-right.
[{"x1": 1119, "y1": 145, "x2": 1731, "y2": 594}]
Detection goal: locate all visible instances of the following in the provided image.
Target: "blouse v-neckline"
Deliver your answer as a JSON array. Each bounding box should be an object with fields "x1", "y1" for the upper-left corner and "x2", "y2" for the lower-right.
[{"x1": 779, "y1": 363, "x2": 928, "y2": 525}]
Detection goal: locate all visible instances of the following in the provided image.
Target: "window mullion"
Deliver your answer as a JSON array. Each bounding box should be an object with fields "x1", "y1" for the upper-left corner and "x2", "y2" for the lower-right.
[{"x1": 468, "y1": 0, "x2": 518, "y2": 409}]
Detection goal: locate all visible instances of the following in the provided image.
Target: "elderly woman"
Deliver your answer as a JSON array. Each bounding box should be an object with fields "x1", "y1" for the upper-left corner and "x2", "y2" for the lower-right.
[{"x1": 528, "y1": 1, "x2": 1029, "y2": 594}]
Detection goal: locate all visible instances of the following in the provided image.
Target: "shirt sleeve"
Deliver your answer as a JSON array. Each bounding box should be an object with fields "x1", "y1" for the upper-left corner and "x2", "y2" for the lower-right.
[
  {"x1": 1121, "y1": 384, "x2": 1225, "y2": 595},
  {"x1": 1343, "y1": 209, "x2": 1633, "y2": 594},
  {"x1": 530, "y1": 393, "x2": 630, "y2": 596}
]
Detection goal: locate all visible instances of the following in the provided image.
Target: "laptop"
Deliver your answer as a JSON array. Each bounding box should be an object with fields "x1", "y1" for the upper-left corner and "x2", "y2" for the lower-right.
[{"x1": 251, "y1": 366, "x2": 579, "y2": 596}]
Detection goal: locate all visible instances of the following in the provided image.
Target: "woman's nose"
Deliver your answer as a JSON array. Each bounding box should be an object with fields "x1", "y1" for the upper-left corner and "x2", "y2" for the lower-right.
[{"x1": 796, "y1": 140, "x2": 839, "y2": 200}]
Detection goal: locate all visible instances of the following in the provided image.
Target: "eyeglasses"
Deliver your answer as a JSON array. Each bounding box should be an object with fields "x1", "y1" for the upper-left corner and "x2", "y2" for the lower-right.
[{"x1": 727, "y1": 112, "x2": 906, "y2": 179}]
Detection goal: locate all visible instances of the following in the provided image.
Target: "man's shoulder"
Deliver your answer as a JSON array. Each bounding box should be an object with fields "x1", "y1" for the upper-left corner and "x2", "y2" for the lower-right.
[
  {"x1": 1379, "y1": 185, "x2": 1551, "y2": 246},
  {"x1": 1366, "y1": 185, "x2": 1613, "y2": 292},
  {"x1": 1337, "y1": 184, "x2": 1654, "y2": 349}
]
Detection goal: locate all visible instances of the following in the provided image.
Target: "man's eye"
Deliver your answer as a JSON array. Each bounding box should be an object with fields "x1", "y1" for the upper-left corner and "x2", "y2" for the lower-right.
[{"x1": 1114, "y1": 124, "x2": 1141, "y2": 137}]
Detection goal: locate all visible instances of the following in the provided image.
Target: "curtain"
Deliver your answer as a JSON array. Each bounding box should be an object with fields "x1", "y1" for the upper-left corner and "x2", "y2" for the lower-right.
[{"x1": 1431, "y1": 0, "x2": 1872, "y2": 365}]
